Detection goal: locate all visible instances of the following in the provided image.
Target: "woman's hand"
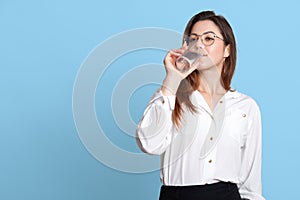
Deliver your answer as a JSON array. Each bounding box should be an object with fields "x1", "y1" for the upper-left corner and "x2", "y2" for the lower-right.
[{"x1": 162, "y1": 44, "x2": 198, "y2": 96}]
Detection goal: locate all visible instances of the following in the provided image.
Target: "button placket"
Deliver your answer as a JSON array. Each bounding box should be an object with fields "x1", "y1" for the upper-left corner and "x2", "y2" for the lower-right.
[{"x1": 201, "y1": 148, "x2": 217, "y2": 181}]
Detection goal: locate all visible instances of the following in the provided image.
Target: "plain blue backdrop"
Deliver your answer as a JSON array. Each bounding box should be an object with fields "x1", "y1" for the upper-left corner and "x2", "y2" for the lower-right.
[{"x1": 1, "y1": 0, "x2": 300, "y2": 199}]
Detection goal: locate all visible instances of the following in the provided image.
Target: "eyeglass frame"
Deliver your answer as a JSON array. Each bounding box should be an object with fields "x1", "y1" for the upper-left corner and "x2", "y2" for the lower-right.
[{"x1": 184, "y1": 31, "x2": 224, "y2": 46}]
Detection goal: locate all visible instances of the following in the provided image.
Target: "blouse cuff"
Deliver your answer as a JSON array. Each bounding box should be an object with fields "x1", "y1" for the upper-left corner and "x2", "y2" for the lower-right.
[
  {"x1": 159, "y1": 90, "x2": 176, "y2": 110},
  {"x1": 149, "y1": 90, "x2": 176, "y2": 111}
]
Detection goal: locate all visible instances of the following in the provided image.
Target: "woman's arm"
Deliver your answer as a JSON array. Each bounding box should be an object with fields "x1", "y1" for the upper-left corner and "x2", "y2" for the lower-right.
[
  {"x1": 136, "y1": 90, "x2": 176, "y2": 155},
  {"x1": 238, "y1": 101, "x2": 265, "y2": 200},
  {"x1": 136, "y1": 47, "x2": 197, "y2": 155}
]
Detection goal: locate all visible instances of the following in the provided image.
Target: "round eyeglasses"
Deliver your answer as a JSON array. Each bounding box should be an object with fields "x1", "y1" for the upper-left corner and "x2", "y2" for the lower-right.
[{"x1": 184, "y1": 31, "x2": 224, "y2": 46}]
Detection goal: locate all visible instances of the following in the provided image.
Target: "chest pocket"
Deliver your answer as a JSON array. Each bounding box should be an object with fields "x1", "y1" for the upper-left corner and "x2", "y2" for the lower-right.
[{"x1": 226, "y1": 109, "x2": 249, "y2": 146}]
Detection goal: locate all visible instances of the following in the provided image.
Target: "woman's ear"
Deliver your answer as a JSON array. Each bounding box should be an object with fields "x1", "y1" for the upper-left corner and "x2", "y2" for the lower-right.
[{"x1": 224, "y1": 44, "x2": 230, "y2": 58}]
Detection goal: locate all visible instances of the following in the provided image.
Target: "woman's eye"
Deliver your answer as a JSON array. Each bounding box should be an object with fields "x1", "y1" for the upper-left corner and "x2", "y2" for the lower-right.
[
  {"x1": 189, "y1": 37, "x2": 197, "y2": 41},
  {"x1": 204, "y1": 36, "x2": 214, "y2": 41}
]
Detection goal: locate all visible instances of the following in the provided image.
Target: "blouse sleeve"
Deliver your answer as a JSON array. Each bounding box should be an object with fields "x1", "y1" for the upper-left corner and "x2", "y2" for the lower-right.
[
  {"x1": 238, "y1": 102, "x2": 265, "y2": 200},
  {"x1": 136, "y1": 90, "x2": 176, "y2": 155}
]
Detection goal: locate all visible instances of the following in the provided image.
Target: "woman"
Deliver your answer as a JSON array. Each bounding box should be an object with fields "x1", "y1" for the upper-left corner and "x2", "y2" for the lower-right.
[{"x1": 136, "y1": 11, "x2": 265, "y2": 200}]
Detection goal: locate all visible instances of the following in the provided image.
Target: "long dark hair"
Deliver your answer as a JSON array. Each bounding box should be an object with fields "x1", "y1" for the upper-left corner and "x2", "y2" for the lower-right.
[{"x1": 172, "y1": 11, "x2": 237, "y2": 127}]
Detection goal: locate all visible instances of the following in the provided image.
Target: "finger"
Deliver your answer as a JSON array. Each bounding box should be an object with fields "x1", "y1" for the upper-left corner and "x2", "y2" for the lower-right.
[
  {"x1": 173, "y1": 49, "x2": 185, "y2": 55},
  {"x1": 169, "y1": 49, "x2": 181, "y2": 57}
]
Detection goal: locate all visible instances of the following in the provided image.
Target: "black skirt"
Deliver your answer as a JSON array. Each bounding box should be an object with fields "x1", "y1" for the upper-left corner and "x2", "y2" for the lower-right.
[{"x1": 159, "y1": 181, "x2": 243, "y2": 200}]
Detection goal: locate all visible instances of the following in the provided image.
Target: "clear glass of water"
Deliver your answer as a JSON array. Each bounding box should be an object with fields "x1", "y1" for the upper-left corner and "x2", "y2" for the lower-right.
[{"x1": 175, "y1": 38, "x2": 204, "y2": 72}]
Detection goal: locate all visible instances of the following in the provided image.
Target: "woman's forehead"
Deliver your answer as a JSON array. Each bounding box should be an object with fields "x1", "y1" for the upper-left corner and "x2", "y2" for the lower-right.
[{"x1": 191, "y1": 20, "x2": 221, "y2": 35}]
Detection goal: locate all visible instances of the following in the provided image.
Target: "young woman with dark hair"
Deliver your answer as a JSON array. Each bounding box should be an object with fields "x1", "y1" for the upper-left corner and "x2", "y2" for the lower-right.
[{"x1": 137, "y1": 11, "x2": 265, "y2": 200}]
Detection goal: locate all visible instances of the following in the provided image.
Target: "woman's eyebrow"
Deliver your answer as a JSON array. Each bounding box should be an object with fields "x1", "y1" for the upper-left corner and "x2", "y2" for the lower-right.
[{"x1": 190, "y1": 31, "x2": 216, "y2": 35}]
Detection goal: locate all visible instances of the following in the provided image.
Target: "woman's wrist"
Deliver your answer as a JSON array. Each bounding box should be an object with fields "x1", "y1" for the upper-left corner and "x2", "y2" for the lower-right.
[{"x1": 161, "y1": 74, "x2": 182, "y2": 96}]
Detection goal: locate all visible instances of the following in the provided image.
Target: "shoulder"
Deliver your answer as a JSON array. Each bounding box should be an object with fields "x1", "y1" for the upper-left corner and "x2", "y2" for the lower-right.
[{"x1": 227, "y1": 90, "x2": 261, "y2": 117}]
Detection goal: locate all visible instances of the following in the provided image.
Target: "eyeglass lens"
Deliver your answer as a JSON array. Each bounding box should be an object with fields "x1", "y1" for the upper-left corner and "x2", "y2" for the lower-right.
[{"x1": 185, "y1": 33, "x2": 216, "y2": 46}]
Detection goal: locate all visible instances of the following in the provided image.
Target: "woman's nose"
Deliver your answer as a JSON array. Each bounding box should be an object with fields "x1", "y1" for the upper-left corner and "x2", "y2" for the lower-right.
[
  {"x1": 197, "y1": 40, "x2": 205, "y2": 49},
  {"x1": 197, "y1": 39, "x2": 205, "y2": 48}
]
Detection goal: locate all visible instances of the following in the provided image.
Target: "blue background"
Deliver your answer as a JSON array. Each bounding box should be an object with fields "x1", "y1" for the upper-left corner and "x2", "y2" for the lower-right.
[{"x1": 1, "y1": 0, "x2": 300, "y2": 199}]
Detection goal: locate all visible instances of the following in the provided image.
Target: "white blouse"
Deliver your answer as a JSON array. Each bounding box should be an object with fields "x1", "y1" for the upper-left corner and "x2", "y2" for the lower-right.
[{"x1": 136, "y1": 89, "x2": 265, "y2": 200}]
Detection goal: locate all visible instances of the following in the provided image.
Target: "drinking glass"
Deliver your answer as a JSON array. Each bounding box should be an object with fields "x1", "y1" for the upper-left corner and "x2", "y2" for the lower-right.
[{"x1": 175, "y1": 36, "x2": 205, "y2": 72}]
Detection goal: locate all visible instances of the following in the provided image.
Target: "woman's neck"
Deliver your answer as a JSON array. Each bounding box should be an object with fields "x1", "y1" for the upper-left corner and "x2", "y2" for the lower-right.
[
  {"x1": 197, "y1": 67, "x2": 226, "y2": 95},
  {"x1": 197, "y1": 67, "x2": 227, "y2": 111}
]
